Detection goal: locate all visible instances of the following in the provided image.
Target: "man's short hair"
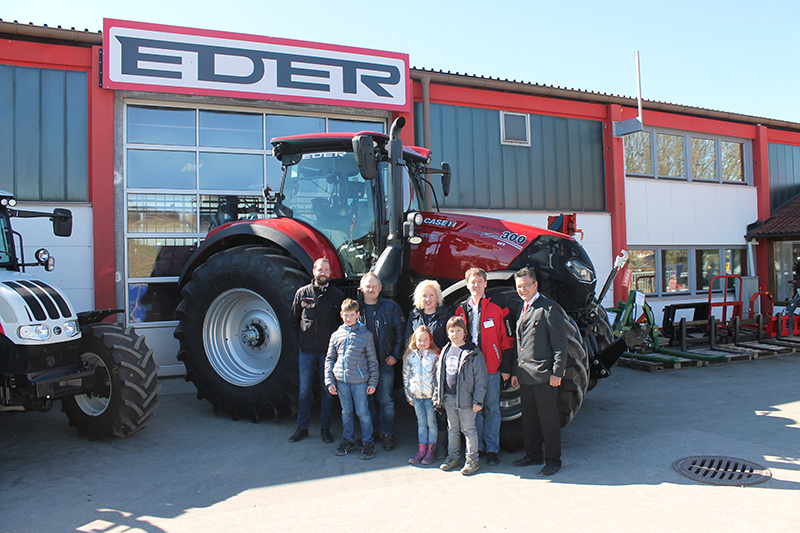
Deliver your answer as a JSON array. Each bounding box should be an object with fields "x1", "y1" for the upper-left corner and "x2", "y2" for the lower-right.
[
  {"x1": 360, "y1": 272, "x2": 382, "y2": 287},
  {"x1": 465, "y1": 267, "x2": 487, "y2": 282},
  {"x1": 514, "y1": 267, "x2": 537, "y2": 283},
  {"x1": 313, "y1": 257, "x2": 331, "y2": 270},
  {"x1": 341, "y1": 298, "x2": 359, "y2": 313},
  {"x1": 446, "y1": 316, "x2": 467, "y2": 331}
]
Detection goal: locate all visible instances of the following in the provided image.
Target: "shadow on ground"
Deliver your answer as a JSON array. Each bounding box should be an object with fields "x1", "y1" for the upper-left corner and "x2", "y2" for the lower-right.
[{"x1": 1, "y1": 353, "x2": 799, "y2": 532}]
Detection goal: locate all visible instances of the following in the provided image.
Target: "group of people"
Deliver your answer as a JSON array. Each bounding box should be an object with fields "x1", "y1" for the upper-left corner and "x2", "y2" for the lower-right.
[{"x1": 289, "y1": 257, "x2": 568, "y2": 477}]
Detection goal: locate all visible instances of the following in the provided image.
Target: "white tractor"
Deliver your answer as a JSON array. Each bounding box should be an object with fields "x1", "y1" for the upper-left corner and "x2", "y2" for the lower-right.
[{"x1": 0, "y1": 192, "x2": 159, "y2": 439}]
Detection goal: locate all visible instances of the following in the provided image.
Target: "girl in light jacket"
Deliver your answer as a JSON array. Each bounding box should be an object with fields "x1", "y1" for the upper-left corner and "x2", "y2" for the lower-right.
[{"x1": 402, "y1": 325, "x2": 439, "y2": 465}]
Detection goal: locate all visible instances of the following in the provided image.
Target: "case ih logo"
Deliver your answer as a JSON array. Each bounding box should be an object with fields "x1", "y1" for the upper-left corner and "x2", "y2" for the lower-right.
[
  {"x1": 103, "y1": 19, "x2": 410, "y2": 111},
  {"x1": 422, "y1": 217, "x2": 457, "y2": 228}
]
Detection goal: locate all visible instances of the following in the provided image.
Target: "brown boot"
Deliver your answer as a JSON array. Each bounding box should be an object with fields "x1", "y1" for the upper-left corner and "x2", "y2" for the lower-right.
[
  {"x1": 421, "y1": 443, "x2": 437, "y2": 465},
  {"x1": 409, "y1": 443, "x2": 427, "y2": 464}
]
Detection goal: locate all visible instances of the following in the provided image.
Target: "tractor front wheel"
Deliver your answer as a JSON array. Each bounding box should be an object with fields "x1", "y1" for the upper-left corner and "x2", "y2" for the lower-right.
[{"x1": 61, "y1": 323, "x2": 160, "y2": 439}]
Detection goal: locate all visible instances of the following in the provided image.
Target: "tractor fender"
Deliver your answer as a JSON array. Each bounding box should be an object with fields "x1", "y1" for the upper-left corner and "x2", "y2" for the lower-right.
[{"x1": 178, "y1": 218, "x2": 343, "y2": 288}]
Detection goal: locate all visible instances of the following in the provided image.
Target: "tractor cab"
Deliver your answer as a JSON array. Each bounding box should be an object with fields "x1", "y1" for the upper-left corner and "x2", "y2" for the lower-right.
[{"x1": 270, "y1": 122, "x2": 449, "y2": 288}]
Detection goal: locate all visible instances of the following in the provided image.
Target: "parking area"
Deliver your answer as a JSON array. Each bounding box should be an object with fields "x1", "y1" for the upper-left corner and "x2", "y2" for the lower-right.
[{"x1": 2, "y1": 353, "x2": 799, "y2": 533}]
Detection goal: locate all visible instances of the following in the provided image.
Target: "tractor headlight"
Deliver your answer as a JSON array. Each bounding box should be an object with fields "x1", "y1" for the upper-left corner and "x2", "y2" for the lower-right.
[
  {"x1": 18, "y1": 324, "x2": 51, "y2": 341},
  {"x1": 63, "y1": 320, "x2": 79, "y2": 338},
  {"x1": 566, "y1": 259, "x2": 595, "y2": 283},
  {"x1": 413, "y1": 212, "x2": 424, "y2": 225}
]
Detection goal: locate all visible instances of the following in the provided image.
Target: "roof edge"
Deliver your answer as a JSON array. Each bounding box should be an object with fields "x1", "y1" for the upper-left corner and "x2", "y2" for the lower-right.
[
  {"x1": 0, "y1": 19, "x2": 102, "y2": 45},
  {"x1": 411, "y1": 68, "x2": 800, "y2": 133}
]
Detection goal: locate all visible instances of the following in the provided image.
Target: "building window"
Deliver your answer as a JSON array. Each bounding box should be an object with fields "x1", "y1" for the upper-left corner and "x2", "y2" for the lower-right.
[
  {"x1": 629, "y1": 246, "x2": 747, "y2": 296},
  {"x1": 624, "y1": 128, "x2": 750, "y2": 184},
  {"x1": 662, "y1": 249, "x2": 689, "y2": 293},
  {"x1": 500, "y1": 111, "x2": 530, "y2": 146},
  {"x1": 691, "y1": 138, "x2": 716, "y2": 181},
  {"x1": 629, "y1": 249, "x2": 656, "y2": 294},
  {"x1": 624, "y1": 131, "x2": 652, "y2": 176},
  {"x1": 721, "y1": 141, "x2": 744, "y2": 182},
  {"x1": 772, "y1": 241, "x2": 800, "y2": 302},
  {"x1": 695, "y1": 248, "x2": 720, "y2": 291},
  {"x1": 657, "y1": 133, "x2": 685, "y2": 178},
  {"x1": 124, "y1": 103, "x2": 384, "y2": 324}
]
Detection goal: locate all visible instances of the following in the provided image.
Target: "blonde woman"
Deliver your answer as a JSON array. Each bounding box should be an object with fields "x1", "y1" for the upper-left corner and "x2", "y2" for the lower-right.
[{"x1": 405, "y1": 279, "x2": 452, "y2": 350}]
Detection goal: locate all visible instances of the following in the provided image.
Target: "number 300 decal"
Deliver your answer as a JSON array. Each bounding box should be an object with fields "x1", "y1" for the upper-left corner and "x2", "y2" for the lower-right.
[{"x1": 500, "y1": 231, "x2": 527, "y2": 244}]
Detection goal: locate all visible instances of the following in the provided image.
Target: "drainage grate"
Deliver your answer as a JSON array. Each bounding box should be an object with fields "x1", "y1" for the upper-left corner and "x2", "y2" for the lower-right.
[{"x1": 672, "y1": 455, "x2": 771, "y2": 486}]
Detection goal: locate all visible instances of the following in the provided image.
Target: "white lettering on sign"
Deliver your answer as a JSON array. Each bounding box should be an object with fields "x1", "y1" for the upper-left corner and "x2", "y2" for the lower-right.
[
  {"x1": 422, "y1": 217, "x2": 457, "y2": 228},
  {"x1": 103, "y1": 19, "x2": 410, "y2": 111}
]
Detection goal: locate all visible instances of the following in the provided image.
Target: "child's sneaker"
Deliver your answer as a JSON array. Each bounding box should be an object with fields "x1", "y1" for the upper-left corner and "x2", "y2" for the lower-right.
[
  {"x1": 439, "y1": 455, "x2": 459, "y2": 471},
  {"x1": 461, "y1": 458, "x2": 479, "y2": 476},
  {"x1": 360, "y1": 441, "x2": 376, "y2": 460},
  {"x1": 335, "y1": 440, "x2": 355, "y2": 456}
]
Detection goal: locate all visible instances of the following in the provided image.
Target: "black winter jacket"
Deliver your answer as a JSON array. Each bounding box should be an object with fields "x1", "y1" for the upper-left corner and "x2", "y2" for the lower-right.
[
  {"x1": 292, "y1": 282, "x2": 345, "y2": 355},
  {"x1": 405, "y1": 304, "x2": 452, "y2": 353},
  {"x1": 357, "y1": 295, "x2": 405, "y2": 366}
]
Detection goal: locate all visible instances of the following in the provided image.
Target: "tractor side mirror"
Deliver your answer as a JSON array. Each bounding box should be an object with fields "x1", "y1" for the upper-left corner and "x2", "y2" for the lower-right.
[
  {"x1": 440, "y1": 162, "x2": 452, "y2": 197},
  {"x1": 52, "y1": 208, "x2": 72, "y2": 237},
  {"x1": 353, "y1": 134, "x2": 378, "y2": 180}
]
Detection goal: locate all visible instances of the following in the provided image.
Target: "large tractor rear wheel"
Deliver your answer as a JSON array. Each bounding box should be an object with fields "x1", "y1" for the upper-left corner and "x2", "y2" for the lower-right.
[
  {"x1": 175, "y1": 245, "x2": 309, "y2": 422},
  {"x1": 61, "y1": 323, "x2": 160, "y2": 439}
]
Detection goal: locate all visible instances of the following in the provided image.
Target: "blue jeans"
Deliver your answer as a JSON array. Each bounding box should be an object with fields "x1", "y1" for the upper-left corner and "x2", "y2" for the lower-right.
[
  {"x1": 476, "y1": 372, "x2": 501, "y2": 453},
  {"x1": 412, "y1": 398, "x2": 437, "y2": 445},
  {"x1": 369, "y1": 364, "x2": 396, "y2": 435},
  {"x1": 337, "y1": 381, "x2": 373, "y2": 443},
  {"x1": 297, "y1": 351, "x2": 333, "y2": 430}
]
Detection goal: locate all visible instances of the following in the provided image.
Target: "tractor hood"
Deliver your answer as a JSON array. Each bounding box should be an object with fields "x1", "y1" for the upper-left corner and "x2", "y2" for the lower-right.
[{"x1": 410, "y1": 212, "x2": 573, "y2": 280}]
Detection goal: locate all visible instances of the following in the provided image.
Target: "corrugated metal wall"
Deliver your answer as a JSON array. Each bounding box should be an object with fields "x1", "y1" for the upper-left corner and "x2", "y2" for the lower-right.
[
  {"x1": 768, "y1": 143, "x2": 800, "y2": 212},
  {"x1": 0, "y1": 65, "x2": 88, "y2": 202},
  {"x1": 415, "y1": 102, "x2": 605, "y2": 211}
]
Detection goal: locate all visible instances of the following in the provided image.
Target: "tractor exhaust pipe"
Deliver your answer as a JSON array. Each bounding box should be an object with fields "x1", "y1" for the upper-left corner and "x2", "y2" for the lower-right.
[{"x1": 373, "y1": 117, "x2": 406, "y2": 297}]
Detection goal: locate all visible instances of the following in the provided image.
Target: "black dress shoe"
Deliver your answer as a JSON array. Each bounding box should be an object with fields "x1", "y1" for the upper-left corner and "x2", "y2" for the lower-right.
[
  {"x1": 538, "y1": 464, "x2": 561, "y2": 477},
  {"x1": 288, "y1": 426, "x2": 308, "y2": 443},
  {"x1": 511, "y1": 454, "x2": 544, "y2": 467},
  {"x1": 320, "y1": 427, "x2": 334, "y2": 443},
  {"x1": 486, "y1": 452, "x2": 500, "y2": 466}
]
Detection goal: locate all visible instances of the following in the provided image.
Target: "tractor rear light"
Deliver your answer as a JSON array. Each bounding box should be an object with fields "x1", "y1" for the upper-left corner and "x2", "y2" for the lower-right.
[
  {"x1": 566, "y1": 259, "x2": 595, "y2": 283},
  {"x1": 18, "y1": 324, "x2": 51, "y2": 341},
  {"x1": 63, "y1": 320, "x2": 79, "y2": 337}
]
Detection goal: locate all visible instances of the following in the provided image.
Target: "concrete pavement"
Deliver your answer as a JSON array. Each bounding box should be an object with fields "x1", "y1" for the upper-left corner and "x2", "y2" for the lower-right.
[{"x1": 2, "y1": 352, "x2": 799, "y2": 532}]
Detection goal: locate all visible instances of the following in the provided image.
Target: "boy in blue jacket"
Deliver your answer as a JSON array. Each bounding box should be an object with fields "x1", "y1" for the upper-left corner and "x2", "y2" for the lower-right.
[{"x1": 325, "y1": 299, "x2": 380, "y2": 460}]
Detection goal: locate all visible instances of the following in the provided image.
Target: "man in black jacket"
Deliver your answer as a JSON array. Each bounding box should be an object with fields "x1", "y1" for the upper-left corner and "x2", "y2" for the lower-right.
[
  {"x1": 289, "y1": 258, "x2": 344, "y2": 444},
  {"x1": 510, "y1": 267, "x2": 567, "y2": 476},
  {"x1": 358, "y1": 272, "x2": 405, "y2": 450}
]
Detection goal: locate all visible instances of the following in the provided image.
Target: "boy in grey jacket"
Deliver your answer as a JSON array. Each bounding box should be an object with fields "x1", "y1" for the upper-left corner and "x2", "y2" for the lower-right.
[
  {"x1": 325, "y1": 299, "x2": 380, "y2": 460},
  {"x1": 433, "y1": 316, "x2": 488, "y2": 476}
]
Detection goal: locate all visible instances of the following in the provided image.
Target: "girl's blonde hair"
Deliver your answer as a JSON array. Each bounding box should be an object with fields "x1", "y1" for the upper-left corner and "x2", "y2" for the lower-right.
[
  {"x1": 412, "y1": 279, "x2": 444, "y2": 310},
  {"x1": 403, "y1": 325, "x2": 440, "y2": 362}
]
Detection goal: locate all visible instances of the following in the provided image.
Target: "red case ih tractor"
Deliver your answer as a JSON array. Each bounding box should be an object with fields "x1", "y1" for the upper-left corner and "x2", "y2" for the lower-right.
[{"x1": 175, "y1": 118, "x2": 619, "y2": 440}]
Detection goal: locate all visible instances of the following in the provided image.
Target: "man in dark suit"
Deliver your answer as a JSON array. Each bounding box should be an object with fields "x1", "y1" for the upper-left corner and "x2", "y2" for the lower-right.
[{"x1": 510, "y1": 267, "x2": 567, "y2": 476}]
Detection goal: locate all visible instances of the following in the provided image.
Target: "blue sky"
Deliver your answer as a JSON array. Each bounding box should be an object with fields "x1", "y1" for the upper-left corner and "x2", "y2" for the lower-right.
[{"x1": 4, "y1": 0, "x2": 799, "y2": 123}]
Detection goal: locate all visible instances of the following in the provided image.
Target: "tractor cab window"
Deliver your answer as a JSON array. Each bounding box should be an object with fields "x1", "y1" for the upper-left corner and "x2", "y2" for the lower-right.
[
  {"x1": 381, "y1": 165, "x2": 421, "y2": 215},
  {"x1": 0, "y1": 214, "x2": 13, "y2": 269},
  {"x1": 281, "y1": 152, "x2": 380, "y2": 277}
]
